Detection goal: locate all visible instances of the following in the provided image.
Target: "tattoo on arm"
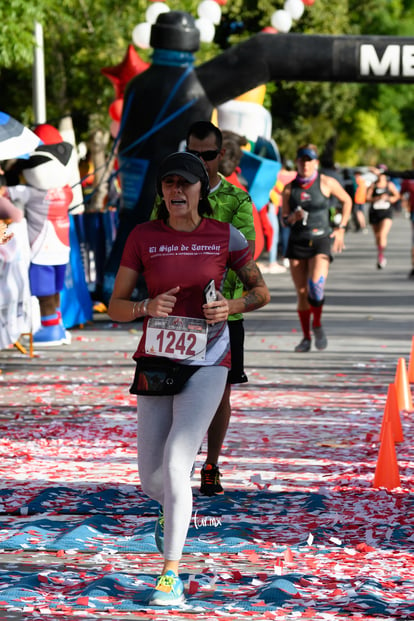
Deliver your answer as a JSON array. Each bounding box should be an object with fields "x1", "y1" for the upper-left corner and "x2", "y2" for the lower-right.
[{"x1": 237, "y1": 260, "x2": 269, "y2": 311}]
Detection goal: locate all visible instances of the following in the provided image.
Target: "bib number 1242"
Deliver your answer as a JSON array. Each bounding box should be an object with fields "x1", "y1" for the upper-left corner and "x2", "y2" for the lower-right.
[{"x1": 145, "y1": 316, "x2": 207, "y2": 360}]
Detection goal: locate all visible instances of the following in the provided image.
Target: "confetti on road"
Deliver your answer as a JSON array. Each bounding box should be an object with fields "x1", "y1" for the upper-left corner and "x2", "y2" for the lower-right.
[{"x1": 0, "y1": 325, "x2": 413, "y2": 619}]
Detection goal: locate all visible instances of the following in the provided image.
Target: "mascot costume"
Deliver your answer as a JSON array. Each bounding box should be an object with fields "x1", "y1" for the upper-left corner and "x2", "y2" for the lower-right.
[{"x1": 7, "y1": 126, "x2": 73, "y2": 346}]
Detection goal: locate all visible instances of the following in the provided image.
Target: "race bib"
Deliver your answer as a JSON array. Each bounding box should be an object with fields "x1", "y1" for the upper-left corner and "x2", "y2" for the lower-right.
[
  {"x1": 373, "y1": 199, "x2": 390, "y2": 210},
  {"x1": 145, "y1": 316, "x2": 208, "y2": 360}
]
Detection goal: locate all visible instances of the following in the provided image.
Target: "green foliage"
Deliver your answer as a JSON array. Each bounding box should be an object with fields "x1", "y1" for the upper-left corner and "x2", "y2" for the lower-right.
[
  {"x1": 0, "y1": 0, "x2": 413, "y2": 167},
  {"x1": 348, "y1": 0, "x2": 404, "y2": 35},
  {"x1": 1, "y1": 0, "x2": 150, "y2": 136},
  {"x1": 0, "y1": 1, "x2": 42, "y2": 67},
  {"x1": 271, "y1": 0, "x2": 414, "y2": 166},
  {"x1": 300, "y1": 0, "x2": 349, "y2": 35}
]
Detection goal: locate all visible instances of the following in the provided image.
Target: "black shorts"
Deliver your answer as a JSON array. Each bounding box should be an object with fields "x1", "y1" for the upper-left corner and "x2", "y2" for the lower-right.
[
  {"x1": 228, "y1": 319, "x2": 248, "y2": 384},
  {"x1": 369, "y1": 206, "x2": 393, "y2": 225},
  {"x1": 286, "y1": 235, "x2": 332, "y2": 260}
]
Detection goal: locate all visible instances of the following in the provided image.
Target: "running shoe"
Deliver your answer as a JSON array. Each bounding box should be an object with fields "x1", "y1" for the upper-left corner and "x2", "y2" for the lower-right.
[
  {"x1": 148, "y1": 570, "x2": 185, "y2": 606},
  {"x1": 33, "y1": 323, "x2": 66, "y2": 347},
  {"x1": 294, "y1": 338, "x2": 311, "y2": 353},
  {"x1": 154, "y1": 506, "x2": 164, "y2": 554},
  {"x1": 313, "y1": 326, "x2": 328, "y2": 350},
  {"x1": 200, "y1": 463, "x2": 224, "y2": 496},
  {"x1": 408, "y1": 268, "x2": 414, "y2": 280},
  {"x1": 377, "y1": 258, "x2": 387, "y2": 269}
]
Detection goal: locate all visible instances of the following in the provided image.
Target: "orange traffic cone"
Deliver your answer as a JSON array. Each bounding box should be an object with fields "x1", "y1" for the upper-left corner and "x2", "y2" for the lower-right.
[
  {"x1": 373, "y1": 418, "x2": 401, "y2": 489},
  {"x1": 408, "y1": 336, "x2": 414, "y2": 384},
  {"x1": 380, "y1": 383, "x2": 404, "y2": 443},
  {"x1": 394, "y1": 357, "x2": 413, "y2": 412}
]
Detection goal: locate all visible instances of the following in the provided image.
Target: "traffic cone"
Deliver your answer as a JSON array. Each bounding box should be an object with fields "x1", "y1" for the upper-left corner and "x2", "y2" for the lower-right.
[
  {"x1": 394, "y1": 357, "x2": 413, "y2": 412},
  {"x1": 373, "y1": 418, "x2": 401, "y2": 489},
  {"x1": 408, "y1": 336, "x2": 414, "y2": 384},
  {"x1": 380, "y1": 383, "x2": 404, "y2": 443}
]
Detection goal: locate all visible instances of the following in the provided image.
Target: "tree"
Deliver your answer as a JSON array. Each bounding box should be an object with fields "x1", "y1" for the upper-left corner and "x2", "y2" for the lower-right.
[
  {"x1": 338, "y1": 0, "x2": 414, "y2": 166},
  {"x1": 1, "y1": 0, "x2": 150, "y2": 134}
]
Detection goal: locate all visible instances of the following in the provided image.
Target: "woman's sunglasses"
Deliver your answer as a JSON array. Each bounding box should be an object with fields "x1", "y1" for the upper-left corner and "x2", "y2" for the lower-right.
[{"x1": 186, "y1": 148, "x2": 220, "y2": 161}]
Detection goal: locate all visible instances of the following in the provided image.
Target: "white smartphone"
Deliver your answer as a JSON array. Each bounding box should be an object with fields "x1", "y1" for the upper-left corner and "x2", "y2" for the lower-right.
[{"x1": 203, "y1": 279, "x2": 217, "y2": 303}]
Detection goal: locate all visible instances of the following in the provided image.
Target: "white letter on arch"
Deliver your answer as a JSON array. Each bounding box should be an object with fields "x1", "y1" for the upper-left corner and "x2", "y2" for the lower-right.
[
  {"x1": 360, "y1": 44, "x2": 400, "y2": 76},
  {"x1": 402, "y1": 45, "x2": 414, "y2": 77}
]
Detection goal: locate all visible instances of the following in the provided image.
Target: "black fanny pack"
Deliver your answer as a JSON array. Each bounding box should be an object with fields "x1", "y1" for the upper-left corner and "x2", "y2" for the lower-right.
[{"x1": 130, "y1": 357, "x2": 200, "y2": 396}]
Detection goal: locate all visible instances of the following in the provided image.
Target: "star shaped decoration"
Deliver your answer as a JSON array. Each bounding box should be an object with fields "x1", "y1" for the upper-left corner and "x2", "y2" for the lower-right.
[{"x1": 101, "y1": 44, "x2": 150, "y2": 99}]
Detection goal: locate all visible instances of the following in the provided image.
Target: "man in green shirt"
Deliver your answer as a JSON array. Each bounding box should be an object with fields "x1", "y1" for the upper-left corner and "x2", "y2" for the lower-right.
[{"x1": 186, "y1": 121, "x2": 255, "y2": 495}]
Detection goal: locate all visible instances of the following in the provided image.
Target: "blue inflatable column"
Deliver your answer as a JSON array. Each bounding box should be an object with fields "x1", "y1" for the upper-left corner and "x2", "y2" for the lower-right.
[{"x1": 61, "y1": 214, "x2": 93, "y2": 328}]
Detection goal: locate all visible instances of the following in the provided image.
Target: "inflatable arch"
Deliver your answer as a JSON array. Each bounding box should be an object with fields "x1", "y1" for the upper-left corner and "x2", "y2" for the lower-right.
[
  {"x1": 102, "y1": 11, "x2": 414, "y2": 301},
  {"x1": 198, "y1": 33, "x2": 414, "y2": 105}
]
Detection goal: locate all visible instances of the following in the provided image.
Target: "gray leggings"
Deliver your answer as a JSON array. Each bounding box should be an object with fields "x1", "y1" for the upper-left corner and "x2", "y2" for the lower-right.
[{"x1": 137, "y1": 365, "x2": 228, "y2": 560}]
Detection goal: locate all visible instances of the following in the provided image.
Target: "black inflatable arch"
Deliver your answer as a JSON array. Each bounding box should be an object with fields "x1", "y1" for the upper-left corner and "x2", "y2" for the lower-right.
[{"x1": 197, "y1": 33, "x2": 414, "y2": 106}]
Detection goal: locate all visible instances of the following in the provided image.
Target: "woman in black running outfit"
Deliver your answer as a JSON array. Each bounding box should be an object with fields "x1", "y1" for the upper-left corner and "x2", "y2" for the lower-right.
[
  {"x1": 366, "y1": 170, "x2": 400, "y2": 269},
  {"x1": 282, "y1": 144, "x2": 352, "y2": 352}
]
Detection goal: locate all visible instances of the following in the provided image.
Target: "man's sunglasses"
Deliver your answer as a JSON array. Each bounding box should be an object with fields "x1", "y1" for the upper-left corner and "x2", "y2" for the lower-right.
[{"x1": 186, "y1": 148, "x2": 220, "y2": 161}]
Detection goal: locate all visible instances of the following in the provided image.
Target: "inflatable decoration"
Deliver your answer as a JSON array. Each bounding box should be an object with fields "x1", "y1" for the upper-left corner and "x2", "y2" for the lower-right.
[
  {"x1": 195, "y1": 17, "x2": 216, "y2": 43},
  {"x1": 284, "y1": 0, "x2": 305, "y2": 20},
  {"x1": 216, "y1": 75, "x2": 281, "y2": 259},
  {"x1": 267, "y1": 0, "x2": 306, "y2": 36},
  {"x1": 218, "y1": 84, "x2": 281, "y2": 212},
  {"x1": 101, "y1": 45, "x2": 150, "y2": 100},
  {"x1": 103, "y1": 10, "x2": 414, "y2": 301},
  {"x1": 271, "y1": 10, "x2": 292, "y2": 33},
  {"x1": 197, "y1": 0, "x2": 222, "y2": 24},
  {"x1": 192, "y1": 0, "x2": 223, "y2": 43},
  {"x1": 132, "y1": 2, "x2": 171, "y2": 49},
  {"x1": 240, "y1": 147, "x2": 281, "y2": 210},
  {"x1": 217, "y1": 85, "x2": 271, "y2": 143},
  {"x1": 0, "y1": 111, "x2": 41, "y2": 160},
  {"x1": 103, "y1": 11, "x2": 212, "y2": 300},
  {"x1": 7, "y1": 136, "x2": 76, "y2": 346},
  {"x1": 55, "y1": 117, "x2": 87, "y2": 216},
  {"x1": 109, "y1": 98, "x2": 124, "y2": 123},
  {"x1": 146, "y1": 2, "x2": 170, "y2": 24},
  {"x1": 33, "y1": 123, "x2": 63, "y2": 145},
  {"x1": 217, "y1": 84, "x2": 281, "y2": 259},
  {"x1": 132, "y1": 23, "x2": 152, "y2": 49},
  {"x1": 31, "y1": 124, "x2": 93, "y2": 332},
  {"x1": 103, "y1": 46, "x2": 150, "y2": 138}
]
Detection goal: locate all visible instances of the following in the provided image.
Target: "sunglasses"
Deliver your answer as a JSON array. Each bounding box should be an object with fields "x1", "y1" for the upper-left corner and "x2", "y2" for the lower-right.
[{"x1": 186, "y1": 148, "x2": 220, "y2": 161}]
